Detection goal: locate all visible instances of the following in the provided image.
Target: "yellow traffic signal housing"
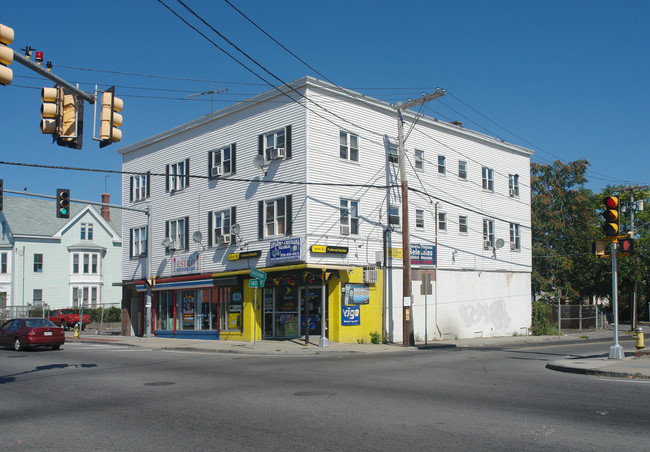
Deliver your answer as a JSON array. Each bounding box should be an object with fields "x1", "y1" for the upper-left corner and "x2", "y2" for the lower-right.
[
  {"x1": 0, "y1": 23, "x2": 14, "y2": 86},
  {"x1": 100, "y1": 86, "x2": 123, "y2": 148},
  {"x1": 602, "y1": 196, "x2": 620, "y2": 237},
  {"x1": 40, "y1": 85, "x2": 83, "y2": 149},
  {"x1": 40, "y1": 86, "x2": 61, "y2": 135}
]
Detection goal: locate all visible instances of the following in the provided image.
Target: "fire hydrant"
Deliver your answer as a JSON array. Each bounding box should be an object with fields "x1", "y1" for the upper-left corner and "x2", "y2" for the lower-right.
[
  {"x1": 634, "y1": 327, "x2": 645, "y2": 350},
  {"x1": 74, "y1": 324, "x2": 80, "y2": 339}
]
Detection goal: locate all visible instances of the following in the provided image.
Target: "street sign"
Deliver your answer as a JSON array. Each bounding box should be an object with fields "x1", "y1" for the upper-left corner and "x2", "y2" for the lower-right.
[
  {"x1": 249, "y1": 279, "x2": 262, "y2": 288},
  {"x1": 250, "y1": 268, "x2": 267, "y2": 284}
]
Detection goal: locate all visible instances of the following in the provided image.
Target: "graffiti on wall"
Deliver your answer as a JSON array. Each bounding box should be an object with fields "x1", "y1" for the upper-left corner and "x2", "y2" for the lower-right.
[{"x1": 459, "y1": 299, "x2": 511, "y2": 330}]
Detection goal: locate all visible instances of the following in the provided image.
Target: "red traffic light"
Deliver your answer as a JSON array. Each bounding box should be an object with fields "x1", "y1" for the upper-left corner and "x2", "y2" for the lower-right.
[
  {"x1": 602, "y1": 195, "x2": 620, "y2": 237},
  {"x1": 603, "y1": 196, "x2": 618, "y2": 209},
  {"x1": 618, "y1": 237, "x2": 634, "y2": 254}
]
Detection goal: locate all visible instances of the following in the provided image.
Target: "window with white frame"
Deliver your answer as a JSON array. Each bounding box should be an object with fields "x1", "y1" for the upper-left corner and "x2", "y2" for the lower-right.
[
  {"x1": 34, "y1": 254, "x2": 43, "y2": 273},
  {"x1": 166, "y1": 159, "x2": 189, "y2": 192},
  {"x1": 340, "y1": 199, "x2": 359, "y2": 235},
  {"x1": 265, "y1": 198, "x2": 286, "y2": 237},
  {"x1": 263, "y1": 128, "x2": 286, "y2": 161},
  {"x1": 131, "y1": 173, "x2": 150, "y2": 202},
  {"x1": 415, "y1": 149, "x2": 424, "y2": 171},
  {"x1": 387, "y1": 138, "x2": 399, "y2": 163},
  {"x1": 438, "y1": 155, "x2": 446, "y2": 174},
  {"x1": 1, "y1": 252, "x2": 7, "y2": 273},
  {"x1": 210, "y1": 144, "x2": 235, "y2": 178},
  {"x1": 482, "y1": 167, "x2": 494, "y2": 192},
  {"x1": 459, "y1": 215, "x2": 468, "y2": 234},
  {"x1": 33, "y1": 289, "x2": 43, "y2": 307},
  {"x1": 510, "y1": 223, "x2": 521, "y2": 251},
  {"x1": 509, "y1": 174, "x2": 520, "y2": 197},
  {"x1": 80, "y1": 223, "x2": 93, "y2": 240},
  {"x1": 438, "y1": 212, "x2": 447, "y2": 231},
  {"x1": 483, "y1": 219, "x2": 495, "y2": 249},
  {"x1": 166, "y1": 217, "x2": 188, "y2": 252},
  {"x1": 340, "y1": 131, "x2": 359, "y2": 162},
  {"x1": 73, "y1": 286, "x2": 99, "y2": 308},
  {"x1": 415, "y1": 209, "x2": 424, "y2": 229},
  {"x1": 212, "y1": 209, "x2": 231, "y2": 244},
  {"x1": 459, "y1": 160, "x2": 467, "y2": 180},
  {"x1": 130, "y1": 226, "x2": 147, "y2": 258},
  {"x1": 388, "y1": 206, "x2": 400, "y2": 225},
  {"x1": 72, "y1": 252, "x2": 100, "y2": 274}
]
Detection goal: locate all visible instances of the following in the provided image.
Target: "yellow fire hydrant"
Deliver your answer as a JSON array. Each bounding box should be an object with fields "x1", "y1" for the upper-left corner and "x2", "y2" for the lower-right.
[
  {"x1": 634, "y1": 327, "x2": 645, "y2": 350},
  {"x1": 74, "y1": 324, "x2": 80, "y2": 339}
]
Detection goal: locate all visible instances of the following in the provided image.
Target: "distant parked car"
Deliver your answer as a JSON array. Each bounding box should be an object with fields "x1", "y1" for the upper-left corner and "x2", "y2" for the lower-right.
[{"x1": 0, "y1": 318, "x2": 66, "y2": 351}]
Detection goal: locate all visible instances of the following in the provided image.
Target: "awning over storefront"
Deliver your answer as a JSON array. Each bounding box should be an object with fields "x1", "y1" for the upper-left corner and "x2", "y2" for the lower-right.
[{"x1": 135, "y1": 275, "x2": 214, "y2": 292}]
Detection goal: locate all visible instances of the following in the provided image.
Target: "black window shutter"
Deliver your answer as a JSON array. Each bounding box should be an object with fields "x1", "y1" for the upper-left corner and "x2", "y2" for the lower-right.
[
  {"x1": 286, "y1": 194, "x2": 292, "y2": 235},
  {"x1": 185, "y1": 158, "x2": 190, "y2": 188},
  {"x1": 165, "y1": 221, "x2": 170, "y2": 255},
  {"x1": 207, "y1": 212, "x2": 212, "y2": 248},
  {"x1": 146, "y1": 172, "x2": 151, "y2": 198},
  {"x1": 184, "y1": 216, "x2": 190, "y2": 250},
  {"x1": 165, "y1": 165, "x2": 170, "y2": 192},
  {"x1": 129, "y1": 229, "x2": 133, "y2": 258},
  {"x1": 258, "y1": 134, "x2": 264, "y2": 155},
  {"x1": 231, "y1": 143, "x2": 237, "y2": 174},
  {"x1": 285, "y1": 125, "x2": 292, "y2": 159},
  {"x1": 208, "y1": 151, "x2": 213, "y2": 180},
  {"x1": 129, "y1": 177, "x2": 133, "y2": 202},
  {"x1": 230, "y1": 206, "x2": 237, "y2": 241},
  {"x1": 258, "y1": 200, "x2": 264, "y2": 240}
]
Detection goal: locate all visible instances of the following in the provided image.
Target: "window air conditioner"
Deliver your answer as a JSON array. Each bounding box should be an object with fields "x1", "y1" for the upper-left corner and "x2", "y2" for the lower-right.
[
  {"x1": 270, "y1": 147, "x2": 285, "y2": 160},
  {"x1": 509, "y1": 188, "x2": 518, "y2": 197},
  {"x1": 340, "y1": 225, "x2": 350, "y2": 235},
  {"x1": 217, "y1": 234, "x2": 231, "y2": 245},
  {"x1": 484, "y1": 240, "x2": 493, "y2": 249},
  {"x1": 211, "y1": 166, "x2": 223, "y2": 177},
  {"x1": 510, "y1": 242, "x2": 517, "y2": 250}
]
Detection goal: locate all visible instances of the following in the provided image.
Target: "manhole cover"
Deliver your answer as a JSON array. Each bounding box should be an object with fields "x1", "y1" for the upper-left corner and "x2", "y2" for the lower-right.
[
  {"x1": 144, "y1": 381, "x2": 176, "y2": 386},
  {"x1": 293, "y1": 391, "x2": 335, "y2": 397}
]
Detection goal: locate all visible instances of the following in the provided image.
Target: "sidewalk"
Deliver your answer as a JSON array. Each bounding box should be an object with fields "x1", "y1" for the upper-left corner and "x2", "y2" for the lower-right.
[{"x1": 66, "y1": 325, "x2": 650, "y2": 379}]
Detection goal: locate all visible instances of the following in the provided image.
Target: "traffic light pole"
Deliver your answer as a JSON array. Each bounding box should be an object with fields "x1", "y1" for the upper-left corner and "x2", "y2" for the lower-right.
[
  {"x1": 12, "y1": 51, "x2": 95, "y2": 103},
  {"x1": 609, "y1": 241, "x2": 624, "y2": 360}
]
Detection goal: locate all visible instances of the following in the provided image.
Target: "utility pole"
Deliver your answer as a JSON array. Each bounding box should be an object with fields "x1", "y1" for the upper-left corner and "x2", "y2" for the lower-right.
[{"x1": 395, "y1": 89, "x2": 445, "y2": 346}]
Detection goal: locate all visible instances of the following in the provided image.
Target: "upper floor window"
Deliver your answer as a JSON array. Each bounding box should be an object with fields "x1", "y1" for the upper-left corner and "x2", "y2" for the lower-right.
[
  {"x1": 34, "y1": 254, "x2": 43, "y2": 273},
  {"x1": 340, "y1": 131, "x2": 359, "y2": 162},
  {"x1": 459, "y1": 161, "x2": 467, "y2": 180},
  {"x1": 209, "y1": 208, "x2": 236, "y2": 246},
  {"x1": 459, "y1": 215, "x2": 468, "y2": 234},
  {"x1": 388, "y1": 206, "x2": 400, "y2": 225},
  {"x1": 415, "y1": 150, "x2": 424, "y2": 171},
  {"x1": 509, "y1": 174, "x2": 520, "y2": 197},
  {"x1": 81, "y1": 223, "x2": 93, "y2": 240},
  {"x1": 130, "y1": 226, "x2": 147, "y2": 258},
  {"x1": 209, "y1": 144, "x2": 236, "y2": 178},
  {"x1": 1, "y1": 252, "x2": 7, "y2": 273},
  {"x1": 415, "y1": 209, "x2": 424, "y2": 229},
  {"x1": 130, "y1": 172, "x2": 150, "y2": 202},
  {"x1": 438, "y1": 155, "x2": 446, "y2": 174},
  {"x1": 483, "y1": 219, "x2": 495, "y2": 249},
  {"x1": 165, "y1": 217, "x2": 189, "y2": 252},
  {"x1": 386, "y1": 137, "x2": 399, "y2": 164},
  {"x1": 438, "y1": 212, "x2": 447, "y2": 232},
  {"x1": 166, "y1": 159, "x2": 190, "y2": 193},
  {"x1": 340, "y1": 199, "x2": 359, "y2": 235},
  {"x1": 72, "y1": 252, "x2": 100, "y2": 274},
  {"x1": 259, "y1": 126, "x2": 292, "y2": 162},
  {"x1": 258, "y1": 195, "x2": 292, "y2": 240},
  {"x1": 482, "y1": 167, "x2": 494, "y2": 192},
  {"x1": 510, "y1": 223, "x2": 521, "y2": 251}
]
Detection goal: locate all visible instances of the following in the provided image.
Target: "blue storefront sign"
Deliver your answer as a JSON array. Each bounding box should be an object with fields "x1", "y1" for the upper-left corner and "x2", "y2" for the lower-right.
[
  {"x1": 410, "y1": 244, "x2": 436, "y2": 266},
  {"x1": 341, "y1": 304, "x2": 361, "y2": 326},
  {"x1": 269, "y1": 237, "x2": 303, "y2": 264}
]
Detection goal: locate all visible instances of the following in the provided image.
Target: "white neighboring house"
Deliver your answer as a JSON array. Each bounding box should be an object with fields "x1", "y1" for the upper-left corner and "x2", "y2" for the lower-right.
[
  {"x1": 0, "y1": 195, "x2": 122, "y2": 316},
  {"x1": 118, "y1": 76, "x2": 532, "y2": 343}
]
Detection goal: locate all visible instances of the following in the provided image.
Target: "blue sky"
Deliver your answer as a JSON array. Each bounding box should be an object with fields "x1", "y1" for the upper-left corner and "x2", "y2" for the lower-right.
[{"x1": 1, "y1": 0, "x2": 648, "y2": 206}]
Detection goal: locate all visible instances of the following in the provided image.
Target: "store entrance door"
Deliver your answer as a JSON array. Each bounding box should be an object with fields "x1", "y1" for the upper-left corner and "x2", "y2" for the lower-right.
[{"x1": 300, "y1": 286, "x2": 324, "y2": 337}]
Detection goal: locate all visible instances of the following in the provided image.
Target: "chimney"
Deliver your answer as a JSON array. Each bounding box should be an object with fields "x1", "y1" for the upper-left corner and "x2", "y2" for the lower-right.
[{"x1": 101, "y1": 193, "x2": 110, "y2": 221}]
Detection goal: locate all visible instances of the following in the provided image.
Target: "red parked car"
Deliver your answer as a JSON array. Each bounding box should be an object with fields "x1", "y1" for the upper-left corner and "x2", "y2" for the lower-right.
[{"x1": 0, "y1": 318, "x2": 66, "y2": 351}]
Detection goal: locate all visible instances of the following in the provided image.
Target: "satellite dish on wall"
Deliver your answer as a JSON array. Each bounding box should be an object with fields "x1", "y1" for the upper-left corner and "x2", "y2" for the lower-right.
[
  {"x1": 231, "y1": 223, "x2": 241, "y2": 235},
  {"x1": 192, "y1": 231, "x2": 203, "y2": 243},
  {"x1": 495, "y1": 238, "x2": 505, "y2": 249},
  {"x1": 161, "y1": 238, "x2": 172, "y2": 248},
  {"x1": 253, "y1": 154, "x2": 265, "y2": 170}
]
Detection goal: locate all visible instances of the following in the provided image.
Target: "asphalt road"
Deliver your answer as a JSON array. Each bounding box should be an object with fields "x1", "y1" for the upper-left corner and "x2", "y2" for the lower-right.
[{"x1": 1, "y1": 338, "x2": 646, "y2": 451}]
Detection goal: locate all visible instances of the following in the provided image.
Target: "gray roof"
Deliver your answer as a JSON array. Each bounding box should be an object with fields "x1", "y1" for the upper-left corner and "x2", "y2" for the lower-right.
[{"x1": 1, "y1": 196, "x2": 122, "y2": 237}]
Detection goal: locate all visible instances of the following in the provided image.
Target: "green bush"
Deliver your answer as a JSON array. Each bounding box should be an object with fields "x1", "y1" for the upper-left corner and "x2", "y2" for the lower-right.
[
  {"x1": 531, "y1": 300, "x2": 555, "y2": 336},
  {"x1": 369, "y1": 330, "x2": 381, "y2": 344}
]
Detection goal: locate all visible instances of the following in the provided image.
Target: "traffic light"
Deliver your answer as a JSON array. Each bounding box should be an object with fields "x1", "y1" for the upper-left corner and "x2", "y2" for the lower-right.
[
  {"x1": 99, "y1": 86, "x2": 123, "y2": 148},
  {"x1": 0, "y1": 23, "x2": 13, "y2": 86},
  {"x1": 602, "y1": 195, "x2": 620, "y2": 237},
  {"x1": 40, "y1": 86, "x2": 61, "y2": 136},
  {"x1": 56, "y1": 188, "x2": 70, "y2": 218},
  {"x1": 40, "y1": 86, "x2": 83, "y2": 149}
]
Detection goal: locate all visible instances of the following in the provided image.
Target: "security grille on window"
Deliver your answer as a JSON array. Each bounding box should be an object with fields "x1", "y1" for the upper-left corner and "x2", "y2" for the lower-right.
[
  {"x1": 415, "y1": 209, "x2": 424, "y2": 229},
  {"x1": 509, "y1": 174, "x2": 520, "y2": 197},
  {"x1": 130, "y1": 173, "x2": 150, "y2": 202},
  {"x1": 259, "y1": 126, "x2": 291, "y2": 162},
  {"x1": 482, "y1": 167, "x2": 494, "y2": 192},
  {"x1": 483, "y1": 219, "x2": 495, "y2": 249},
  {"x1": 209, "y1": 144, "x2": 236, "y2": 178},
  {"x1": 340, "y1": 199, "x2": 359, "y2": 235},
  {"x1": 258, "y1": 196, "x2": 292, "y2": 239},
  {"x1": 415, "y1": 149, "x2": 424, "y2": 171},
  {"x1": 459, "y1": 161, "x2": 467, "y2": 180},
  {"x1": 438, "y1": 212, "x2": 447, "y2": 231},
  {"x1": 165, "y1": 217, "x2": 189, "y2": 252},
  {"x1": 340, "y1": 131, "x2": 359, "y2": 162},
  {"x1": 438, "y1": 155, "x2": 446, "y2": 174},
  {"x1": 166, "y1": 159, "x2": 190, "y2": 192},
  {"x1": 388, "y1": 207, "x2": 400, "y2": 225},
  {"x1": 459, "y1": 215, "x2": 468, "y2": 234},
  {"x1": 510, "y1": 223, "x2": 521, "y2": 250},
  {"x1": 130, "y1": 226, "x2": 147, "y2": 258}
]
